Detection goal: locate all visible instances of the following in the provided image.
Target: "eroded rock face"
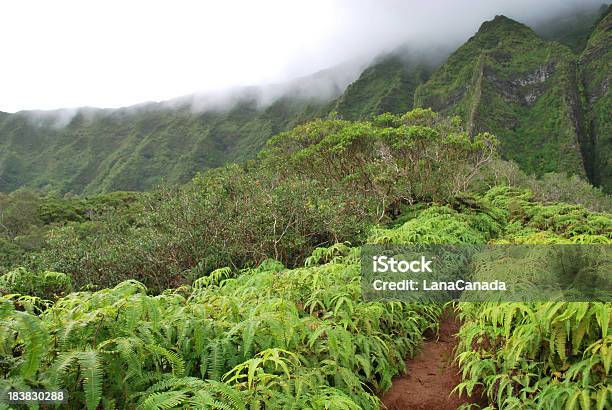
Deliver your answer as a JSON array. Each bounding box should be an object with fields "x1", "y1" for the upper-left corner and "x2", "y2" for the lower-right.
[
  {"x1": 515, "y1": 63, "x2": 555, "y2": 105},
  {"x1": 512, "y1": 62, "x2": 555, "y2": 86},
  {"x1": 484, "y1": 61, "x2": 556, "y2": 106}
]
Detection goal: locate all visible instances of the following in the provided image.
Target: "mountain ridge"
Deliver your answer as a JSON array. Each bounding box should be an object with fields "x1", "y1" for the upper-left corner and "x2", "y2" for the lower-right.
[
  {"x1": 0, "y1": 7, "x2": 609, "y2": 194},
  {"x1": 414, "y1": 8, "x2": 611, "y2": 187}
]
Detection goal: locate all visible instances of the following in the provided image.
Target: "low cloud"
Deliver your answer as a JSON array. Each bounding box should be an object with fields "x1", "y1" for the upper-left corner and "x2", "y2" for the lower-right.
[{"x1": 5, "y1": 0, "x2": 606, "y2": 124}]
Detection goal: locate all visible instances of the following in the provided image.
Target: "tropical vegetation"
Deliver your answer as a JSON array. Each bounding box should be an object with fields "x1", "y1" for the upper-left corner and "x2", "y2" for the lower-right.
[{"x1": 0, "y1": 107, "x2": 610, "y2": 409}]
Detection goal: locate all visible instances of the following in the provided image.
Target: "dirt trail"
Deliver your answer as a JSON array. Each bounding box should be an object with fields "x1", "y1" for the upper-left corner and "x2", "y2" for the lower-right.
[{"x1": 381, "y1": 310, "x2": 486, "y2": 410}]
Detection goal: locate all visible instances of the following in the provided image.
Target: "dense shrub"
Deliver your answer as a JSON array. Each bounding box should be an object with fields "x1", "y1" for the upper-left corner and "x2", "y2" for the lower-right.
[
  {"x1": 263, "y1": 108, "x2": 497, "y2": 207},
  {"x1": 454, "y1": 187, "x2": 611, "y2": 409},
  {"x1": 0, "y1": 252, "x2": 440, "y2": 409},
  {"x1": 31, "y1": 110, "x2": 497, "y2": 290},
  {"x1": 0, "y1": 267, "x2": 72, "y2": 300},
  {"x1": 472, "y1": 159, "x2": 612, "y2": 212},
  {"x1": 0, "y1": 190, "x2": 140, "y2": 274}
]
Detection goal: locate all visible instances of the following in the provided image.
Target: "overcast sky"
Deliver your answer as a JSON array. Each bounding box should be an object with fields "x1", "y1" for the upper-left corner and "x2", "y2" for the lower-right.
[{"x1": 0, "y1": 0, "x2": 604, "y2": 112}]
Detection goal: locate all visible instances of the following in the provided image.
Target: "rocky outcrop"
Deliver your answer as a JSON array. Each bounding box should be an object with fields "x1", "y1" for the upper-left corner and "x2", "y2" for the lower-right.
[{"x1": 483, "y1": 61, "x2": 556, "y2": 106}]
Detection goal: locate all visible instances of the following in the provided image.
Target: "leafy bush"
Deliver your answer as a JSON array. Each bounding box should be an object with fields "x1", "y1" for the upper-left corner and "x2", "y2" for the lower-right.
[
  {"x1": 456, "y1": 302, "x2": 611, "y2": 409},
  {"x1": 472, "y1": 160, "x2": 611, "y2": 212},
  {"x1": 0, "y1": 250, "x2": 440, "y2": 409},
  {"x1": 0, "y1": 183, "x2": 610, "y2": 409},
  {"x1": 454, "y1": 187, "x2": 611, "y2": 409},
  {"x1": 528, "y1": 173, "x2": 612, "y2": 213},
  {"x1": 0, "y1": 267, "x2": 72, "y2": 300},
  {"x1": 0, "y1": 189, "x2": 141, "y2": 274},
  {"x1": 263, "y1": 108, "x2": 497, "y2": 206},
  {"x1": 31, "y1": 110, "x2": 497, "y2": 290}
]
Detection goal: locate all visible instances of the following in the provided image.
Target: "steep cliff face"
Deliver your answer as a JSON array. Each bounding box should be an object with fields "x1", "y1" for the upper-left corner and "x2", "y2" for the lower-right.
[
  {"x1": 415, "y1": 15, "x2": 589, "y2": 180},
  {"x1": 579, "y1": 5, "x2": 611, "y2": 192}
]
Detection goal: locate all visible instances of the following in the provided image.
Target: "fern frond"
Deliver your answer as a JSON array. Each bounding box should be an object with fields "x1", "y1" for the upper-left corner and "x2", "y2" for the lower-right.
[{"x1": 78, "y1": 350, "x2": 104, "y2": 410}]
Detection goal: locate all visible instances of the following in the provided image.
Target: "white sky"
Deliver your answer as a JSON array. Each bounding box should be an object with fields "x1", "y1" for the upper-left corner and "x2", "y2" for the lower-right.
[{"x1": 0, "y1": 0, "x2": 604, "y2": 112}]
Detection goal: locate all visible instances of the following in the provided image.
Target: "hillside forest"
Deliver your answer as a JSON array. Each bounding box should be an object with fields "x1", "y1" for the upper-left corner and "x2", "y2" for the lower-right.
[{"x1": 0, "y1": 5, "x2": 611, "y2": 410}]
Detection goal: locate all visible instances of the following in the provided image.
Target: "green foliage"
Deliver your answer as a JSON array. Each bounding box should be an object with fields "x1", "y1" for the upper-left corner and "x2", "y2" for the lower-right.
[
  {"x1": 0, "y1": 267, "x2": 72, "y2": 300},
  {"x1": 0, "y1": 189, "x2": 141, "y2": 274},
  {"x1": 0, "y1": 95, "x2": 329, "y2": 195},
  {"x1": 414, "y1": 12, "x2": 610, "y2": 191},
  {"x1": 480, "y1": 186, "x2": 612, "y2": 243},
  {"x1": 452, "y1": 186, "x2": 611, "y2": 409},
  {"x1": 456, "y1": 302, "x2": 611, "y2": 409},
  {"x1": 368, "y1": 202, "x2": 503, "y2": 245},
  {"x1": 0, "y1": 181, "x2": 609, "y2": 408},
  {"x1": 0, "y1": 249, "x2": 441, "y2": 409},
  {"x1": 472, "y1": 160, "x2": 612, "y2": 212},
  {"x1": 28, "y1": 110, "x2": 496, "y2": 290},
  {"x1": 264, "y1": 110, "x2": 496, "y2": 205},
  {"x1": 36, "y1": 165, "x2": 370, "y2": 290}
]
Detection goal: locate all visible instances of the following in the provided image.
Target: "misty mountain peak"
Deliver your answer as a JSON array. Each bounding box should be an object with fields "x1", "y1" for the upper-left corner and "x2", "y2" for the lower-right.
[
  {"x1": 475, "y1": 14, "x2": 536, "y2": 41},
  {"x1": 1, "y1": 3, "x2": 609, "y2": 194}
]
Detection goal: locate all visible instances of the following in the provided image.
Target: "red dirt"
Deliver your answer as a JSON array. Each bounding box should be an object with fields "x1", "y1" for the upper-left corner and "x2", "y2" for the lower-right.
[{"x1": 381, "y1": 310, "x2": 487, "y2": 410}]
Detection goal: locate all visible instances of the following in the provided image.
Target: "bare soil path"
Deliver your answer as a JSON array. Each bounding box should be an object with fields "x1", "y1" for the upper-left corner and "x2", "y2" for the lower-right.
[{"x1": 381, "y1": 310, "x2": 487, "y2": 410}]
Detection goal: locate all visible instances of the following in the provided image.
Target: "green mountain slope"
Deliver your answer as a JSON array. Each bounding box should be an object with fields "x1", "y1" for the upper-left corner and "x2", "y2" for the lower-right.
[
  {"x1": 415, "y1": 15, "x2": 590, "y2": 180},
  {"x1": 0, "y1": 53, "x2": 434, "y2": 195},
  {"x1": 579, "y1": 5, "x2": 611, "y2": 192},
  {"x1": 329, "y1": 54, "x2": 430, "y2": 120},
  {"x1": 0, "y1": 96, "x2": 326, "y2": 194},
  {"x1": 0, "y1": 9, "x2": 609, "y2": 195}
]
